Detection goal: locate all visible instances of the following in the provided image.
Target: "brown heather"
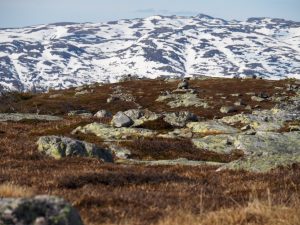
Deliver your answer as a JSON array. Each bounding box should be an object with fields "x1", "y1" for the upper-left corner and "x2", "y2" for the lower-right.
[{"x1": 0, "y1": 78, "x2": 299, "y2": 225}]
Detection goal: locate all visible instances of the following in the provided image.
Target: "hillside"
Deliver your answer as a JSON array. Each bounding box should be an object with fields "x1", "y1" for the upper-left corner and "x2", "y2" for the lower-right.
[
  {"x1": 0, "y1": 14, "x2": 300, "y2": 92},
  {"x1": 0, "y1": 77, "x2": 300, "y2": 225}
]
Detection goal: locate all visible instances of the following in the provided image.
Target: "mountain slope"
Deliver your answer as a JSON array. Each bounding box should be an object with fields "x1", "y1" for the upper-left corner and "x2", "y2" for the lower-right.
[{"x1": 0, "y1": 14, "x2": 300, "y2": 92}]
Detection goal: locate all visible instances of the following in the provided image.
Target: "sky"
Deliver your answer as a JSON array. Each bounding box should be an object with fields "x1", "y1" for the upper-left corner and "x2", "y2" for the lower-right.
[{"x1": 0, "y1": 0, "x2": 299, "y2": 28}]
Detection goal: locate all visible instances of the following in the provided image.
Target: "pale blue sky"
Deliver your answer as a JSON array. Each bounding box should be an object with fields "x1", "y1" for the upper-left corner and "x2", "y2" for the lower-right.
[{"x1": 0, "y1": 0, "x2": 299, "y2": 28}]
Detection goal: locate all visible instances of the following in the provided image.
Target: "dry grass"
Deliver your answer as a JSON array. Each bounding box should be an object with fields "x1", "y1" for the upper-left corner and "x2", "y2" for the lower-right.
[
  {"x1": 0, "y1": 182, "x2": 34, "y2": 198},
  {"x1": 120, "y1": 138, "x2": 243, "y2": 162},
  {"x1": 156, "y1": 199, "x2": 300, "y2": 225}
]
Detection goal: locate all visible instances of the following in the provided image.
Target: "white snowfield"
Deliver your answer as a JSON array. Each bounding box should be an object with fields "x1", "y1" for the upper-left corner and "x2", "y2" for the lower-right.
[{"x1": 0, "y1": 14, "x2": 299, "y2": 92}]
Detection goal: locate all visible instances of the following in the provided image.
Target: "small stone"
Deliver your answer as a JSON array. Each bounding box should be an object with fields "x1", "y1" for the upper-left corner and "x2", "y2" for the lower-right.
[
  {"x1": 107, "y1": 96, "x2": 119, "y2": 103},
  {"x1": 257, "y1": 92, "x2": 269, "y2": 99},
  {"x1": 220, "y1": 106, "x2": 237, "y2": 114},
  {"x1": 234, "y1": 99, "x2": 246, "y2": 106},
  {"x1": 75, "y1": 90, "x2": 90, "y2": 96},
  {"x1": 34, "y1": 217, "x2": 47, "y2": 225},
  {"x1": 94, "y1": 110, "x2": 112, "y2": 118},
  {"x1": 75, "y1": 86, "x2": 86, "y2": 91},
  {"x1": 245, "y1": 105, "x2": 252, "y2": 110},
  {"x1": 49, "y1": 94, "x2": 62, "y2": 99},
  {"x1": 231, "y1": 93, "x2": 242, "y2": 97},
  {"x1": 177, "y1": 79, "x2": 189, "y2": 90},
  {"x1": 241, "y1": 124, "x2": 251, "y2": 131},
  {"x1": 251, "y1": 96, "x2": 265, "y2": 102}
]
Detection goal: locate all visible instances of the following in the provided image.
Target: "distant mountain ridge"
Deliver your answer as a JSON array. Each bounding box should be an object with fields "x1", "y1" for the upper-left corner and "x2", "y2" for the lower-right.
[{"x1": 0, "y1": 14, "x2": 299, "y2": 92}]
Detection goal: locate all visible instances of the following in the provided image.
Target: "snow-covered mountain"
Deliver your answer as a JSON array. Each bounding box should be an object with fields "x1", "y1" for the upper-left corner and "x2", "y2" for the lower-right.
[{"x1": 0, "y1": 14, "x2": 300, "y2": 92}]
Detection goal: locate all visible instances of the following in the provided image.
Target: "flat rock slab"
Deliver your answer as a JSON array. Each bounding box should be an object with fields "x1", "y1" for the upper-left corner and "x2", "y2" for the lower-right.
[
  {"x1": 72, "y1": 122, "x2": 157, "y2": 140},
  {"x1": 235, "y1": 131, "x2": 300, "y2": 154},
  {"x1": 0, "y1": 113, "x2": 62, "y2": 122},
  {"x1": 218, "y1": 153, "x2": 300, "y2": 173},
  {"x1": 0, "y1": 195, "x2": 83, "y2": 225},
  {"x1": 187, "y1": 121, "x2": 239, "y2": 134},
  {"x1": 192, "y1": 131, "x2": 300, "y2": 155},
  {"x1": 116, "y1": 158, "x2": 225, "y2": 167},
  {"x1": 192, "y1": 134, "x2": 237, "y2": 154},
  {"x1": 37, "y1": 135, "x2": 113, "y2": 162},
  {"x1": 156, "y1": 93, "x2": 209, "y2": 108}
]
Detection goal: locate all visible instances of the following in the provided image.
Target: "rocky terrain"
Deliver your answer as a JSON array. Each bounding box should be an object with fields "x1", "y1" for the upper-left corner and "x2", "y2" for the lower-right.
[
  {"x1": 0, "y1": 77, "x2": 300, "y2": 224},
  {"x1": 0, "y1": 14, "x2": 300, "y2": 92}
]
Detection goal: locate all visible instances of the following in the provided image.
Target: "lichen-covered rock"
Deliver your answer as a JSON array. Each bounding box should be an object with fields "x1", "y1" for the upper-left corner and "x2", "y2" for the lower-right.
[
  {"x1": 218, "y1": 153, "x2": 300, "y2": 173},
  {"x1": 158, "y1": 128, "x2": 193, "y2": 139},
  {"x1": 210, "y1": 131, "x2": 300, "y2": 172},
  {"x1": 0, "y1": 195, "x2": 83, "y2": 225},
  {"x1": 220, "y1": 105, "x2": 300, "y2": 132},
  {"x1": 111, "y1": 111, "x2": 133, "y2": 128},
  {"x1": 0, "y1": 113, "x2": 62, "y2": 122},
  {"x1": 37, "y1": 136, "x2": 113, "y2": 162},
  {"x1": 72, "y1": 122, "x2": 156, "y2": 140},
  {"x1": 187, "y1": 121, "x2": 239, "y2": 134},
  {"x1": 192, "y1": 134, "x2": 237, "y2": 154},
  {"x1": 163, "y1": 111, "x2": 198, "y2": 127},
  {"x1": 106, "y1": 144, "x2": 131, "y2": 159},
  {"x1": 234, "y1": 131, "x2": 300, "y2": 155},
  {"x1": 132, "y1": 110, "x2": 162, "y2": 127},
  {"x1": 156, "y1": 93, "x2": 209, "y2": 108}
]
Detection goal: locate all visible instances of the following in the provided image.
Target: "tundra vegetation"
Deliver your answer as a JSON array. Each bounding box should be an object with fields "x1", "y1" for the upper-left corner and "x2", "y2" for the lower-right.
[{"x1": 0, "y1": 77, "x2": 300, "y2": 225}]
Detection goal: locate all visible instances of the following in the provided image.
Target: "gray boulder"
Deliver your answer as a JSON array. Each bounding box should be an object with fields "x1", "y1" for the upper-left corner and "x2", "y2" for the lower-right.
[
  {"x1": 0, "y1": 195, "x2": 83, "y2": 225},
  {"x1": 37, "y1": 136, "x2": 113, "y2": 162},
  {"x1": 124, "y1": 109, "x2": 144, "y2": 120},
  {"x1": 111, "y1": 112, "x2": 133, "y2": 128},
  {"x1": 164, "y1": 111, "x2": 198, "y2": 127}
]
